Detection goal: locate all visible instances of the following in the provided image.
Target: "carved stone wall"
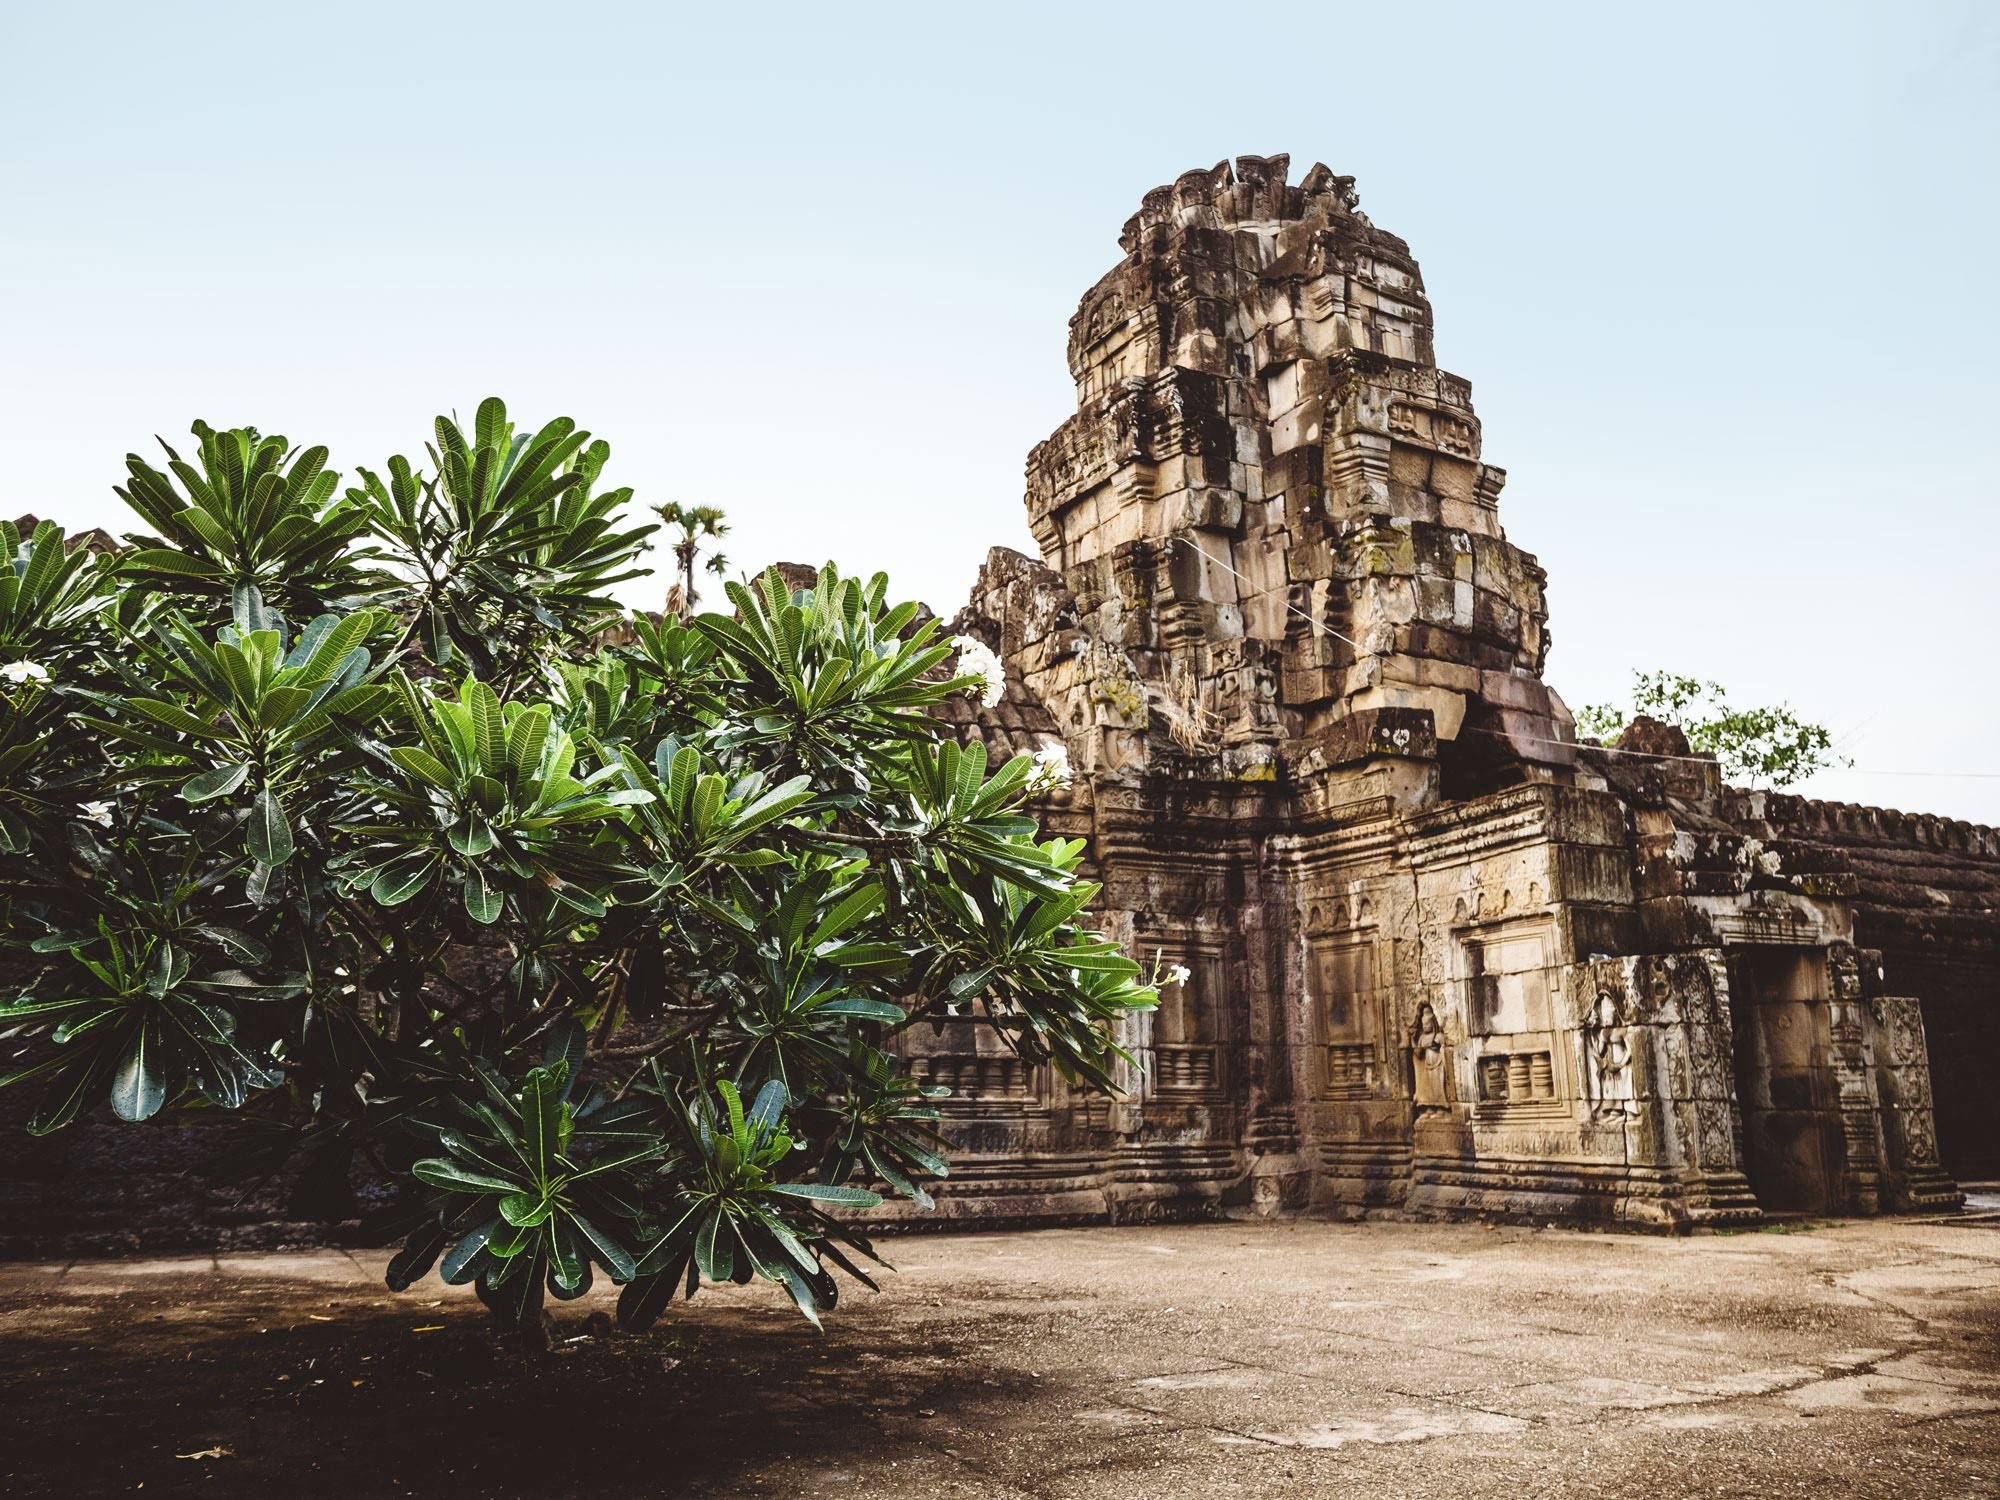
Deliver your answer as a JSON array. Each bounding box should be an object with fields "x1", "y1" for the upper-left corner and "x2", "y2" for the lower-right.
[
  {"x1": 917, "y1": 156, "x2": 1978, "y2": 1231},
  {"x1": 1724, "y1": 793, "x2": 2000, "y2": 1180}
]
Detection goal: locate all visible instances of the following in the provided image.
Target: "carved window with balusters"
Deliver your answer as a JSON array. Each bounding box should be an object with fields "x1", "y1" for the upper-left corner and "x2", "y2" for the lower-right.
[
  {"x1": 1310, "y1": 932, "x2": 1384, "y2": 1100},
  {"x1": 1454, "y1": 919, "x2": 1571, "y2": 1118},
  {"x1": 1140, "y1": 936, "x2": 1227, "y2": 1100}
]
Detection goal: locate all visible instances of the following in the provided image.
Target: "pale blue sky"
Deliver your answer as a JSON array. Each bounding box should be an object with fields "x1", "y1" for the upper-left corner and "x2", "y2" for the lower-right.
[{"x1": 4, "y1": 2, "x2": 1996, "y2": 819}]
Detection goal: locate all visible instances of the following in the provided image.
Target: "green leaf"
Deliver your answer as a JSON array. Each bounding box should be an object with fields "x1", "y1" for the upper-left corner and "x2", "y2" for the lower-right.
[
  {"x1": 110, "y1": 1021, "x2": 167, "y2": 1122},
  {"x1": 519, "y1": 1066, "x2": 564, "y2": 1185},
  {"x1": 694, "y1": 1210, "x2": 735, "y2": 1282},
  {"x1": 468, "y1": 680, "x2": 504, "y2": 777},
  {"x1": 447, "y1": 813, "x2": 494, "y2": 857},
  {"x1": 386, "y1": 1222, "x2": 449, "y2": 1292},
  {"x1": 548, "y1": 883, "x2": 607, "y2": 918},
  {"x1": 570, "y1": 1212, "x2": 637, "y2": 1281},
  {"x1": 440, "y1": 1218, "x2": 500, "y2": 1283},
  {"x1": 412, "y1": 1159, "x2": 521, "y2": 1195},
  {"x1": 119, "y1": 547, "x2": 225, "y2": 582},
  {"x1": 463, "y1": 865, "x2": 503, "y2": 925},
  {"x1": 499, "y1": 1191, "x2": 553, "y2": 1228},
  {"x1": 128, "y1": 697, "x2": 222, "y2": 739},
  {"x1": 767, "y1": 1183, "x2": 883, "y2": 1208},
  {"x1": 769, "y1": 1257, "x2": 827, "y2": 1332},
  {"x1": 245, "y1": 860, "x2": 282, "y2": 906},
  {"x1": 747, "y1": 1077, "x2": 789, "y2": 1132},
  {"x1": 486, "y1": 1221, "x2": 534, "y2": 1260},
  {"x1": 691, "y1": 774, "x2": 724, "y2": 835},
  {"x1": 0, "y1": 995, "x2": 107, "y2": 1021},
  {"x1": 726, "y1": 774, "x2": 813, "y2": 838},
  {"x1": 814, "y1": 997, "x2": 906, "y2": 1022},
  {"x1": 26, "y1": 1053, "x2": 117, "y2": 1135},
  {"x1": 714, "y1": 848, "x2": 788, "y2": 868},
  {"x1": 615, "y1": 1266, "x2": 684, "y2": 1330},
  {"x1": 1056, "y1": 941, "x2": 1139, "y2": 975},
  {"x1": 810, "y1": 882, "x2": 885, "y2": 949},
  {"x1": 667, "y1": 744, "x2": 699, "y2": 813},
  {"x1": 948, "y1": 966, "x2": 996, "y2": 999},
  {"x1": 548, "y1": 1227, "x2": 592, "y2": 1298},
  {"x1": 247, "y1": 787, "x2": 294, "y2": 866},
  {"x1": 389, "y1": 745, "x2": 455, "y2": 790},
  {"x1": 506, "y1": 707, "x2": 551, "y2": 788},
  {"x1": 181, "y1": 762, "x2": 250, "y2": 803},
  {"x1": 232, "y1": 583, "x2": 272, "y2": 636},
  {"x1": 717, "y1": 1078, "x2": 747, "y2": 1147},
  {"x1": 370, "y1": 856, "x2": 435, "y2": 906}
]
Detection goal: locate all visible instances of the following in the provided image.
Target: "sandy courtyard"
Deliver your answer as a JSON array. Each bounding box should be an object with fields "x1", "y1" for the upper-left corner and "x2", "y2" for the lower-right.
[{"x1": 2, "y1": 1215, "x2": 1996, "y2": 1498}]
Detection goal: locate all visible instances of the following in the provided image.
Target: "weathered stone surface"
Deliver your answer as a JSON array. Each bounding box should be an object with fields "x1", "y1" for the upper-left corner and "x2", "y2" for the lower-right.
[{"x1": 915, "y1": 156, "x2": 1988, "y2": 1232}]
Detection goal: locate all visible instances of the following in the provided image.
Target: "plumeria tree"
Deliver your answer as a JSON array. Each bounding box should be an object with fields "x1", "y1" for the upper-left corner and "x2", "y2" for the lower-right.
[{"x1": 0, "y1": 400, "x2": 1148, "y2": 1336}]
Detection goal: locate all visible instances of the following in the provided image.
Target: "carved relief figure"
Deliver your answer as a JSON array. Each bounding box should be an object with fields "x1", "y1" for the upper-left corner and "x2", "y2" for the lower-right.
[
  {"x1": 1410, "y1": 1001, "x2": 1450, "y2": 1115},
  {"x1": 1584, "y1": 992, "x2": 1636, "y2": 1119}
]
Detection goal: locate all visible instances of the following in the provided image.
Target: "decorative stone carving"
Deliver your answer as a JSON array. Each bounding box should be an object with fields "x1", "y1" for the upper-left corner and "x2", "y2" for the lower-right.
[
  {"x1": 1141, "y1": 939, "x2": 1228, "y2": 1101},
  {"x1": 1584, "y1": 993, "x2": 1637, "y2": 1120},
  {"x1": 1410, "y1": 1002, "x2": 1451, "y2": 1116}
]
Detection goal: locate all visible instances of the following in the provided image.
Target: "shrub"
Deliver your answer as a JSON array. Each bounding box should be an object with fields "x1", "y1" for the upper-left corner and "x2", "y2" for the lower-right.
[{"x1": 1577, "y1": 671, "x2": 1845, "y2": 789}]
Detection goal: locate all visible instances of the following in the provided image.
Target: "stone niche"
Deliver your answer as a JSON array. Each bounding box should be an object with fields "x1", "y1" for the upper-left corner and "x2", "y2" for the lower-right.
[
  {"x1": 911, "y1": 154, "x2": 1978, "y2": 1233},
  {"x1": 1457, "y1": 918, "x2": 1568, "y2": 1116},
  {"x1": 1308, "y1": 926, "x2": 1382, "y2": 1101},
  {"x1": 1136, "y1": 934, "x2": 1230, "y2": 1101}
]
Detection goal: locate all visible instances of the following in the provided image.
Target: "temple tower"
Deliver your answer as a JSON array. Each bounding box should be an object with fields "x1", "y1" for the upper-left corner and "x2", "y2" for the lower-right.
[{"x1": 1011, "y1": 154, "x2": 1575, "y2": 797}]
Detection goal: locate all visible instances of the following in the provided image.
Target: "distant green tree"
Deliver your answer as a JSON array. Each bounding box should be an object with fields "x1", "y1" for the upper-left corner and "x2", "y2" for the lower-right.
[
  {"x1": 653, "y1": 501, "x2": 730, "y2": 615},
  {"x1": 1577, "y1": 671, "x2": 1846, "y2": 789}
]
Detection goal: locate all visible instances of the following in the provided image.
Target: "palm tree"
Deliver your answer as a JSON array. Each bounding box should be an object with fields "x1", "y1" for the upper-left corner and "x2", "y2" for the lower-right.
[{"x1": 652, "y1": 502, "x2": 729, "y2": 616}]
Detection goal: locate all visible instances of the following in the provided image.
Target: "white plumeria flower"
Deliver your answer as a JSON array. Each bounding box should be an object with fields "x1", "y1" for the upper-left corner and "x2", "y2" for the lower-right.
[
  {"x1": 78, "y1": 800, "x2": 115, "y2": 828},
  {"x1": 1, "y1": 659, "x2": 50, "y2": 684},
  {"x1": 950, "y1": 634, "x2": 1006, "y2": 709},
  {"x1": 1166, "y1": 962, "x2": 1192, "y2": 988},
  {"x1": 1025, "y1": 742, "x2": 1073, "y2": 794}
]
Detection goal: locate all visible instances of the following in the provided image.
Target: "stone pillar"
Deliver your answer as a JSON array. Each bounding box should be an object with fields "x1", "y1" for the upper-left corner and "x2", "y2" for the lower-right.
[{"x1": 1867, "y1": 995, "x2": 1964, "y2": 1211}]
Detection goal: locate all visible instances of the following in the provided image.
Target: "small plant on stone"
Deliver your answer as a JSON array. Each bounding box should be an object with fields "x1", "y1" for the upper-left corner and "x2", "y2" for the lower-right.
[{"x1": 1578, "y1": 670, "x2": 1846, "y2": 789}]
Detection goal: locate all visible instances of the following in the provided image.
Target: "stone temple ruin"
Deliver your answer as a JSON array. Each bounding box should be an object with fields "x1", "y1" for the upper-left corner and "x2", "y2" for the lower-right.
[
  {"x1": 7, "y1": 157, "x2": 1997, "y2": 1251},
  {"x1": 912, "y1": 154, "x2": 1998, "y2": 1229}
]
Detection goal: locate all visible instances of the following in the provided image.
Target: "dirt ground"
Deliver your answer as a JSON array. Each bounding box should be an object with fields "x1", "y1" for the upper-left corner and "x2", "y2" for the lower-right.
[{"x1": 2, "y1": 1214, "x2": 1997, "y2": 1499}]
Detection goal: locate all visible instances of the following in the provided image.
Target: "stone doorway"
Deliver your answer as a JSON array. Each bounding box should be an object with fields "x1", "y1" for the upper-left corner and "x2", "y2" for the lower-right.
[{"x1": 1729, "y1": 947, "x2": 1842, "y2": 1215}]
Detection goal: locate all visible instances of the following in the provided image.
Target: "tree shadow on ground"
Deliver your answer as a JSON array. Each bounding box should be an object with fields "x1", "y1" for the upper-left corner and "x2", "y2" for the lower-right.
[{"x1": 0, "y1": 1273, "x2": 1033, "y2": 1498}]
